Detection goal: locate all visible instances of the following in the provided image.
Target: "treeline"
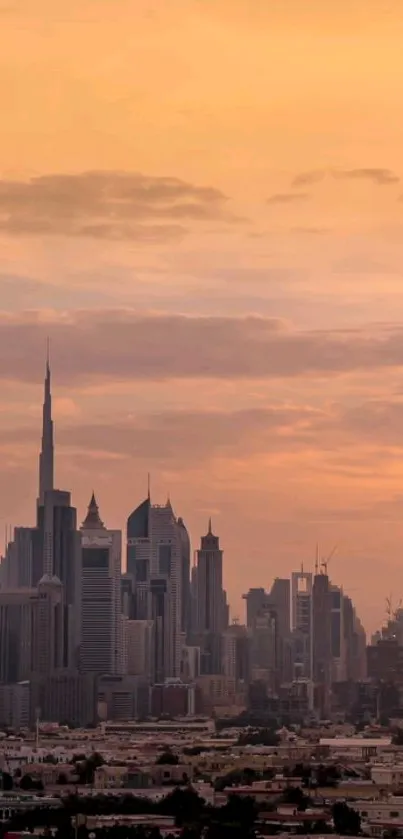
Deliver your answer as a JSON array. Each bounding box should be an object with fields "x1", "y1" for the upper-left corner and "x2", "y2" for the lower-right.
[
  {"x1": 1, "y1": 788, "x2": 258, "y2": 839},
  {"x1": 0, "y1": 787, "x2": 364, "y2": 839}
]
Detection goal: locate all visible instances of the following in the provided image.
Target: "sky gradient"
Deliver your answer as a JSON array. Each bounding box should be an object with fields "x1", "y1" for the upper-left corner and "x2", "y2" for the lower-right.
[{"x1": 2, "y1": 0, "x2": 403, "y2": 633}]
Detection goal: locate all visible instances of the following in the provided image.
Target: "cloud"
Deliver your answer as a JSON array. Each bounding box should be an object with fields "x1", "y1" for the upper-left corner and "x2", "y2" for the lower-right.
[
  {"x1": 0, "y1": 171, "x2": 233, "y2": 240},
  {"x1": 332, "y1": 167, "x2": 399, "y2": 185},
  {"x1": 3, "y1": 397, "x2": 403, "y2": 474},
  {"x1": 290, "y1": 167, "x2": 400, "y2": 190},
  {"x1": 291, "y1": 170, "x2": 326, "y2": 187},
  {"x1": 341, "y1": 399, "x2": 403, "y2": 446},
  {"x1": 0, "y1": 404, "x2": 317, "y2": 462},
  {"x1": 2, "y1": 311, "x2": 403, "y2": 385},
  {"x1": 267, "y1": 192, "x2": 310, "y2": 205},
  {"x1": 291, "y1": 226, "x2": 331, "y2": 235}
]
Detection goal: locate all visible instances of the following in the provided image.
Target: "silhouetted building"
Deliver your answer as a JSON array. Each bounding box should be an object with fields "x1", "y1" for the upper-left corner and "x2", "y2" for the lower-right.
[
  {"x1": 193, "y1": 521, "x2": 226, "y2": 675},
  {"x1": 313, "y1": 572, "x2": 332, "y2": 715},
  {"x1": 80, "y1": 494, "x2": 122, "y2": 675}
]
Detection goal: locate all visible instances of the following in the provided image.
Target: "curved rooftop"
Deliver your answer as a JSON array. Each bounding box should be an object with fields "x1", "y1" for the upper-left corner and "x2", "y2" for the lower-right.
[{"x1": 127, "y1": 496, "x2": 150, "y2": 539}]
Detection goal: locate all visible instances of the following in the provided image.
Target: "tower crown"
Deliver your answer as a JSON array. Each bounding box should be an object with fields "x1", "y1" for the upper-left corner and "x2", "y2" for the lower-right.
[{"x1": 81, "y1": 492, "x2": 105, "y2": 530}]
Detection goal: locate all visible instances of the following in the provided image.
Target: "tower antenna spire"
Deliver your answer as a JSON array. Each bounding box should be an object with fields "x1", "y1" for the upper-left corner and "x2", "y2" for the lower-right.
[{"x1": 38, "y1": 350, "x2": 54, "y2": 506}]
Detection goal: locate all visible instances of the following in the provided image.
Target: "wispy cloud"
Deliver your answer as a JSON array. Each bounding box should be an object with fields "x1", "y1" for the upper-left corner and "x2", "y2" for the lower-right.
[
  {"x1": 290, "y1": 167, "x2": 400, "y2": 189},
  {"x1": 332, "y1": 167, "x2": 400, "y2": 185},
  {"x1": 267, "y1": 192, "x2": 310, "y2": 205},
  {"x1": 291, "y1": 170, "x2": 326, "y2": 187},
  {"x1": 0, "y1": 171, "x2": 235, "y2": 240},
  {"x1": 1, "y1": 310, "x2": 403, "y2": 385}
]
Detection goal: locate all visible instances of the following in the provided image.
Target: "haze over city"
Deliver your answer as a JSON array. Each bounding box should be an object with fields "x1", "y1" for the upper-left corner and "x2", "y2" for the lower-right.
[{"x1": 2, "y1": 0, "x2": 403, "y2": 634}]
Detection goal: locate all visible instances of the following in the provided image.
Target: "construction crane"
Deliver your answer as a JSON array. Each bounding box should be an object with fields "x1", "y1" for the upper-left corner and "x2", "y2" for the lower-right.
[{"x1": 321, "y1": 544, "x2": 338, "y2": 576}]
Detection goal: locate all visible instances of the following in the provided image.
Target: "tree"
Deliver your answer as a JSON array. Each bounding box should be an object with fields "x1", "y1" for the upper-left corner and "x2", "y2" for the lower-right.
[
  {"x1": 1, "y1": 772, "x2": 13, "y2": 791},
  {"x1": 282, "y1": 786, "x2": 311, "y2": 811},
  {"x1": 316, "y1": 763, "x2": 341, "y2": 787},
  {"x1": 155, "y1": 751, "x2": 179, "y2": 765},
  {"x1": 77, "y1": 752, "x2": 104, "y2": 785},
  {"x1": 20, "y1": 774, "x2": 44, "y2": 791},
  {"x1": 2, "y1": 771, "x2": 13, "y2": 790},
  {"x1": 162, "y1": 787, "x2": 205, "y2": 825},
  {"x1": 332, "y1": 802, "x2": 361, "y2": 836}
]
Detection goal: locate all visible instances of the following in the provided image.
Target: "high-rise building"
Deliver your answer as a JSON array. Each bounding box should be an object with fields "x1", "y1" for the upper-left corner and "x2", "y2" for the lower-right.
[
  {"x1": 193, "y1": 520, "x2": 226, "y2": 675},
  {"x1": 195, "y1": 520, "x2": 225, "y2": 635},
  {"x1": 80, "y1": 494, "x2": 122, "y2": 675},
  {"x1": 243, "y1": 588, "x2": 270, "y2": 628},
  {"x1": 0, "y1": 681, "x2": 30, "y2": 729},
  {"x1": 127, "y1": 495, "x2": 186, "y2": 680},
  {"x1": 291, "y1": 570, "x2": 313, "y2": 683},
  {"x1": 34, "y1": 575, "x2": 65, "y2": 674},
  {"x1": 243, "y1": 580, "x2": 290, "y2": 688},
  {"x1": 126, "y1": 619, "x2": 155, "y2": 680},
  {"x1": 0, "y1": 589, "x2": 37, "y2": 682},
  {"x1": 149, "y1": 500, "x2": 183, "y2": 679},
  {"x1": 34, "y1": 491, "x2": 81, "y2": 668},
  {"x1": 250, "y1": 608, "x2": 277, "y2": 690},
  {"x1": 330, "y1": 584, "x2": 346, "y2": 682},
  {"x1": 0, "y1": 578, "x2": 64, "y2": 682},
  {"x1": 38, "y1": 351, "x2": 54, "y2": 508},
  {"x1": 312, "y1": 571, "x2": 332, "y2": 715},
  {"x1": 222, "y1": 623, "x2": 251, "y2": 684},
  {"x1": 269, "y1": 578, "x2": 291, "y2": 685},
  {"x1": 0, "y1": 356, "x2": 56, "y2": 593},
  {"x1": 126, "y1": 495, "x2": 151, "y2": 621},
  {"x1": 0, "y1": 528, "x2": 34, "y2": 590},
  {"x1": 181, "y1": 645, "x2": 201, "y2": 681},
  {"x1": 177, "y1": 517, "x2": 191, "y2": 640}
]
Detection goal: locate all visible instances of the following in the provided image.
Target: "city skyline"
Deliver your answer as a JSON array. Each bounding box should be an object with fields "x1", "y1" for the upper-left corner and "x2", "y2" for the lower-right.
[
  {"x1": 0, "y1": 354, "x2": 372, "y2": 637},
  {"x1": 0, "y1": 352, "x2": 369, "y2": 724},
  {"x1": 2, "y1": 0, "x2": 403, "y2": 635}
]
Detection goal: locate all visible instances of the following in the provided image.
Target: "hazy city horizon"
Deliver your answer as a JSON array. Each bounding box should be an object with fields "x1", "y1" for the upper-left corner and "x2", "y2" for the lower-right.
[{"x1": 2, "y1": 1, "x2": 403, "y2": 642}]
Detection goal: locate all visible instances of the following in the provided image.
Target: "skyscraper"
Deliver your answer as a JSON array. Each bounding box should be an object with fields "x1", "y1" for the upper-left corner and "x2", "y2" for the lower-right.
[
  {"x1": 80, "y1": 493, "x2": 122, "y2": 675},
  {"x1": 195, "y1": 520, "x2": 225, "y2": 635},
  {"x1": 177, "y1": 516, "x2": 191, "y2": 640},
  {"x1": 34, "y1": 491, "x2": 81, "y2": 667},
  {"x1": 291, "y1": 570, "x2": 313, "y2": 683},
  {"x1": 194, "y1": 520, "x2": 226, "y2": 674},
  {"x1": 0, "y1": 579, "x2": 64, "y2": 682},
  {"x1": 312, "y1": 571, "x2": 332, "y2": 715},
  {"x1": 38, "y1": 351, "x2": 54, "y2": 508},
  {"x1": 149, "y1": 500, "x2": 183, "y2": 679},
  {"x1": 126, "y1": 495, "x2": 151, "y2": 620}
]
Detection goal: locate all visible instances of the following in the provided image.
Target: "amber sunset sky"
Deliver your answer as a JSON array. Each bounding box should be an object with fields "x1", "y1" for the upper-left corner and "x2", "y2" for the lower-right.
[{"x1": 1, "y1": 0, "x2": 403, "y2": 633}]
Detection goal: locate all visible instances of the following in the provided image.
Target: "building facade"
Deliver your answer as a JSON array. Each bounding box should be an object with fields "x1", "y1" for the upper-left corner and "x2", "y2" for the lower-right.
[{"x1": 80, "y1": 494, "x2": 122, "y2": 675}]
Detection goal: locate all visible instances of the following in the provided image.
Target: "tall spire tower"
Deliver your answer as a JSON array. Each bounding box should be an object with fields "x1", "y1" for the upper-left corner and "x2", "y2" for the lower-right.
[{"x1": 38, "y1": 347, "x2": 54, "y2": 506}]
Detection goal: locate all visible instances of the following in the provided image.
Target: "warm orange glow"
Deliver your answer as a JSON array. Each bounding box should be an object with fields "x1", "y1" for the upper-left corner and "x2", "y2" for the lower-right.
[{"x1": 1, "y1": 0, "x2": 403, "y2": 633}]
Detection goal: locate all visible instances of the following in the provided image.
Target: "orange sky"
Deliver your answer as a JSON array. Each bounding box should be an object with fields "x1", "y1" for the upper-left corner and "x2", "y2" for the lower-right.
[{"x1": 2, "y1": 0, "x2": 403, "y2": 633}]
